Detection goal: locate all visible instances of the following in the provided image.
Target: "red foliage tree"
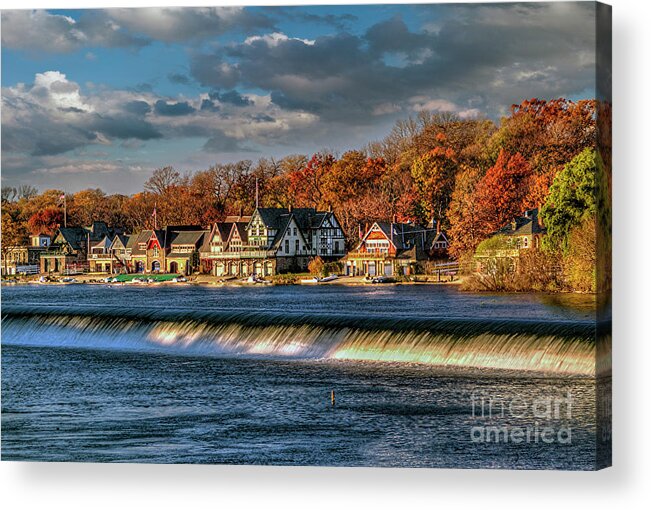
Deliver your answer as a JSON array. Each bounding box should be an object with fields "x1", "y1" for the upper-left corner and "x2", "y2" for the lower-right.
[
  {"x1": 472, "y1": 149, "x2": 533, "y2": 240},
  {"x1": 27, "y1": 206, "x2": 64, "y2": 236},
  {"x1": 287, "y1": 153, "x2": 335, "y2": 208}
]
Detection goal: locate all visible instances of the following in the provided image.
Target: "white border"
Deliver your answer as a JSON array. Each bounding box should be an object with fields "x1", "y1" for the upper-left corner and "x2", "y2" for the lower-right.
[{"x1": 1, "y1": 1, "x2": 649, "y2": 508}]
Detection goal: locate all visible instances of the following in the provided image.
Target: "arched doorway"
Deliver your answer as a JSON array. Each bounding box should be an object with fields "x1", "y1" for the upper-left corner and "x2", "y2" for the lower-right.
[
  {"x1": 152, "y1": 260, "x2": 161, "y2": 272},
  {"x1": 215, "y1": 263, "x2": 224, "y2": 276},
  {"x1": 264, "y1": 261, "x2": 273, "y2": 276},
  {"x1": 169, "y1": 261, "x2": 178, "y2": 273},
  {"x1": 135, "y1": 261, "x2": 144, "y2": 273}
]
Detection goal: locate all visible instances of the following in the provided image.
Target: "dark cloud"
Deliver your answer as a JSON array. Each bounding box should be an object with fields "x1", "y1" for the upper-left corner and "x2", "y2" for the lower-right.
[
  {"x1": 365, "y1": 16, "x2": 429, "y2": 59},
  {"x1": 168, "y1": 73, "x2": 192, "y2": 85},
  {"x1": 209, "y1": 89, "x2": 253, "y2": 107},
  {"x1": 268, "y1": 7, "x2": 357, "y2": 30},
  {"x1": 90, "y1": 114, "x2": 162, "y2": 140},
  {"x1": 251, "y1": 114, "x2": 275, "y2": 123},
  {"x1": 133, "y1": 82, "x2": 154, "y2": 93},
  {"x1": 153, "y1": 100, "x2": 196, "y2": 116},
  {"x1": 123, "y1": 100, "x2": 152, "y2": 115},
  {"x1": 200, "y1": 99, "x2": 220, "y2": 112},
  {"x1": 190, "y1": 2, "x2": 597, "y2": 121},
  {"x1": 1, "y1": 7, "x2": 274, "y2": 53},
  {"x1": 104, "y1": 7, "x2": 275, "y2": 43},
  {"x1": 1, "y1": 9, "x2": 148, "y2": 53},
  {"x1": 202, "y1": 130, "x2": 251, "y2": 153}
]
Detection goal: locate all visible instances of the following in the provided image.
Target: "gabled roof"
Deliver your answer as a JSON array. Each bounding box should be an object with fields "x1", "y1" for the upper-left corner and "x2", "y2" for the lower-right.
[
  {"x1": 431, "y1": 231, "x2": 448, "y2": 245},
  {"x1": 495, "y1": 209, "x2": 546, "y2": 237},
  {"x1": 91, "y1": 235, "x2": 112, "y2": 251},
  {"x1": 56, "y1": 227, "x2": 88, "y2": 251},
  {"x1": 129, "y1": 230, "x2": 153, "y2": 255},
  {"x1": 169, "y1": 230, "x2": 205, "y2": 246},
  {"x1": 253, "y1": 208, "x2": 290, "y2": 229},
  {"x1": 149, "y1": 229, "x2": 166, "y2": 248},
  {"x1": 110, "y1": 234, "x2": 130, "y2": 251},
  {"x1": 288, "y1": 208, "x2": 317, "y2": 231},
  {"x1": 233, "y1": 222, "x2": 249, "y2": 243},
  {"x1": 270, "y1": 215, "x2": 294, "y2": 250},
  {"x1": 357, "y1": 221, "x2": 437, "y2": 258}
]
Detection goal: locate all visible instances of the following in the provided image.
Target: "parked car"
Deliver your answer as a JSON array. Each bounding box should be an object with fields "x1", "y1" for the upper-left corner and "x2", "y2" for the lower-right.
[{"x1": 371, "y1": 275, "x2": 395, "y2": 284}]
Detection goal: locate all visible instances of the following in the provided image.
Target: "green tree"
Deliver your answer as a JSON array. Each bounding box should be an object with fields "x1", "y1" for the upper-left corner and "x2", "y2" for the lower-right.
[{"x1": 540, "y1": 148, "x2": 600, "y2": 253}]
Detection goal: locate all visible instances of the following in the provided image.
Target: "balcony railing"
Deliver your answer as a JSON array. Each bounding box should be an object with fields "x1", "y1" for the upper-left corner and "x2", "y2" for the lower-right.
[
  {"x1": 201, "y1": 249, "x2": 276, "y2": 260},
  {"x1": 346, "y1": 251, "x2": 391, "y2": 260}
]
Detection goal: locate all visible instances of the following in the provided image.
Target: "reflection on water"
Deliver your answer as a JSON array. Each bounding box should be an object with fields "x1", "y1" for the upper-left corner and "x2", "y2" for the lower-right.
[
  {"x1": 0, "y1": 284, "x2": 606, "y2": 469},
  {"x1": 1, "y1": 345, "x2": 602, "y2": 469}
]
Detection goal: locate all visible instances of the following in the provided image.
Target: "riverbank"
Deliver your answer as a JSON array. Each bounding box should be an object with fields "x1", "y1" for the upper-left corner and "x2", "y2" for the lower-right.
[{"x1": 1, "y1": 273, "x2": 464, "y2": 287}]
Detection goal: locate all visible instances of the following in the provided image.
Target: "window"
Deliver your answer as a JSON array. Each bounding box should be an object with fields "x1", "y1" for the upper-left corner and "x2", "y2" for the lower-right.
[
  {"x1": 523, "y1": 236, "x2": 529, "y2": 248},
  {"x1": 285, "y1": 239, "x2": 290, "y2": 253},
  {"x1": 334, "y1": 241, "x2": 340, "y2": 253},
  {"x1": 293, "y1": 227, "x2": 297, "y2": 236},
  {"x1": 365, "y1": 240, "x2": 389, "y2": 254},
  {"x1": 295, "y1": 240, "x2": 300, "y2": 253}
]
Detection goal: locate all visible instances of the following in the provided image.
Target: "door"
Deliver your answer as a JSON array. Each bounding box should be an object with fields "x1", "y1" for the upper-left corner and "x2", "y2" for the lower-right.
[
  {"x1": 152, "y1": 260, "x2": 160, "y2": 272},
  {"x1": 169, "y1": 261, "x2": 178, "y2": 273}
]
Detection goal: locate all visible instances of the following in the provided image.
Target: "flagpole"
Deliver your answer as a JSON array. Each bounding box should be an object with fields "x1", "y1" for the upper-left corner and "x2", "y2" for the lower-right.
[{"x1": 63, "y1": 194, "x2": 67, "y2": 228}]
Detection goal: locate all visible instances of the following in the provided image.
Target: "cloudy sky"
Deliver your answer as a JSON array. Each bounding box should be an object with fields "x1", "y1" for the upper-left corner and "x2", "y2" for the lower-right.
[{"x1": 1, "y1": 2, "x2": 597, "y2": 194}]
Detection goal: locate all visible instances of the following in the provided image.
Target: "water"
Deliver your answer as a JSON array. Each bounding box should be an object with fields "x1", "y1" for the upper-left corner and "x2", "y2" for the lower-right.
[{"x1": 1, "y1": 284, "x2": 607, "y2": 469}]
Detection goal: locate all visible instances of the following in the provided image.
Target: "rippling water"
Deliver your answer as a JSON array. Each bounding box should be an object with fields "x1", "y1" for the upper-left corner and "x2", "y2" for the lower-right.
[{"x1": 1, "y1": 284, "x2": 606, "y2": 469}]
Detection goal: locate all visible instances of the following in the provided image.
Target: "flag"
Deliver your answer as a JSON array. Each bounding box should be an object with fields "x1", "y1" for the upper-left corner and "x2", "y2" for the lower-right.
[
  {"x1": 59, "y1": 193, "x2": 65, "y2": 201},
  {"x1": 151, "y1": 207, "x2": 157, "y2": 217}
]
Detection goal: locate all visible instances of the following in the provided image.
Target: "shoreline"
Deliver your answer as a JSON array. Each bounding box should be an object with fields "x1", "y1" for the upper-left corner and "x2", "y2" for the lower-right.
[
  {"x1": 0, "y1": 274, "x2": 600, "y2": 296},
  {"x1": 1, "y1": 273, "x2": 463, "y2": 288}
]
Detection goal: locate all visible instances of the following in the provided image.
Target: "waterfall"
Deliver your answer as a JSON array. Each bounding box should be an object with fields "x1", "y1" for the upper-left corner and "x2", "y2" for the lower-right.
[{"x1": 2, "y1": 305, "x2": 608, "y2": 377}]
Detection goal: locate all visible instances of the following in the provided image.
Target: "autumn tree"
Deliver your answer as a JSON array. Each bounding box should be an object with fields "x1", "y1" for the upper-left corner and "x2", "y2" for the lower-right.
[
  {"x1": 1, "y1": 202, "x2": 30, "y2": 273},
  {"x1": 489, "y1": 98, "x2": 596, "y2": 174},
  {"x1": 472, "y1": 149, "x2": 533, "y2": 240},
  {"x1": 68, "y1": 189, "x2": 110, "y2": 226},
  {"x1": 411, "y1": 136, "x2": 458, "y2": 223},
  {"x1": 144, "y1": 166, "x2": 181, "y2": 195},
  {"x1": 446, "y1": 165, "x2": 483, "y2": 258},
  {"x1": 321, "y1": 151, "x2": 389, "y2": 243},
  {"x1": 27, "y1": 206, "x2": 64, "y2": 236},
  {"x1": 288, "y1": 153, "x2": 334, "y2": 208}
]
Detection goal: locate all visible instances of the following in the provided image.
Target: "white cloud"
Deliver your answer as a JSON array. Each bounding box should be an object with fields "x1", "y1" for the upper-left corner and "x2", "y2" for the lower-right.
[
  {"x1": 245, "y1": 32, "x2": 315, "y2": 47},
  {"x1": 409, "y1": 97, "x2": 457, "y2": 113},
  {"x1": 2, "y1": 71, "x2": 319, "y2": 159}
]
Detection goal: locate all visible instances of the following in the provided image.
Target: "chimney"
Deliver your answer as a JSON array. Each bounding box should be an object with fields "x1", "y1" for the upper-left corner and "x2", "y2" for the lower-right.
[
  {"x1": 328, "y1": 204, "x2": 332, "y2": 213},
  {"x1": 536, "y1": 204, "x2": 543, "y2": 227},
  {"x1": 289, "y1": 204, "x2": 293, "y2": 213},
  {"x1": 436, "y1": 220, "x2": 441, "y2": 235},
  {"x1": 239, "y1": 206, "x2": 243, "y2": 218}
]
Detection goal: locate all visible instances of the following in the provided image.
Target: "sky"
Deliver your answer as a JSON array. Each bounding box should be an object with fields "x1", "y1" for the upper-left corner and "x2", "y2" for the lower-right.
[{"x1": 1, "y1": 2, "x2": 597, "y2": 194}]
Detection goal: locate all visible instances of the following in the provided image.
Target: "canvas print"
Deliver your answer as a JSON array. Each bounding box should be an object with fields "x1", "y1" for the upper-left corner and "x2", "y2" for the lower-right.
[{"x1": 1, "y1": 2, "x2": 611, "y2": 470}]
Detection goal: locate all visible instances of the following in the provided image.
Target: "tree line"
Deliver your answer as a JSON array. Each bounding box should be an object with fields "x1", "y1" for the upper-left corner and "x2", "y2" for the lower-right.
[{"x1": 2, "y1": 97, "x2": 611, "y2": 290}]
